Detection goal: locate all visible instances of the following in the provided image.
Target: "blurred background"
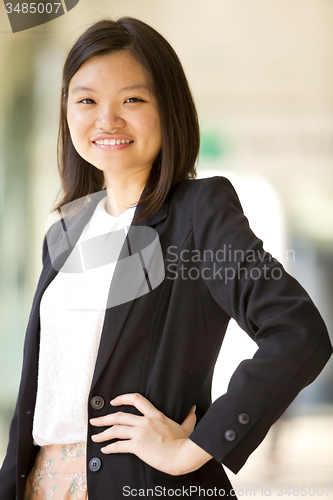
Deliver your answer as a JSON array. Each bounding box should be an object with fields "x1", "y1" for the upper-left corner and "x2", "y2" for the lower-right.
[{"x1": 0, "y1": 0, "x2": 332, "y2": 496}]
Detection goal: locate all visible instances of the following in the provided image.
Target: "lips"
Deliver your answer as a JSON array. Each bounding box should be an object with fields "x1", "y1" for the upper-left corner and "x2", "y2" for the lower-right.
[
  {"x1": 94, "y1": 139, "x2": 134, "y2": 145},
  {"x1": 92, "y1": 134, "x2": 134, "y2": 144},
  {"x1": 92, "y1": 135, "x2": 135, "y2": 152}
]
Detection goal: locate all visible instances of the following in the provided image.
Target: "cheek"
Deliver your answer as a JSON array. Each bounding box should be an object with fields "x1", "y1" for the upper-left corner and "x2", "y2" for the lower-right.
[
  {"x1": 138, "y1": 112, "x2": 162, "y2": 145},
  {"x1": 151, "y1": 113, "x2": 161, "y2": 136},
  {"x1": 135, "y1": 107, "x2": 159, "y2": 129},
  {"x1": 152, "y1": 117, "x2": 162, "y2": 149},
  {"x1": 67, "y1": 108, "x2": 89, "y2": 140},
  {"x1": 151, "y1": 110, "x2": 162, "y2": 141}
]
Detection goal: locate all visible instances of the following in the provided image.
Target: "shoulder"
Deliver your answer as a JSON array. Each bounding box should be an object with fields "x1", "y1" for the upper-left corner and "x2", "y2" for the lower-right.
[
  {"x1": 169, "y1": 175, "x2": 244, "y2": 215},
  {"x1": 173, "y1": 174, "x2": 234, "y2": 192}
]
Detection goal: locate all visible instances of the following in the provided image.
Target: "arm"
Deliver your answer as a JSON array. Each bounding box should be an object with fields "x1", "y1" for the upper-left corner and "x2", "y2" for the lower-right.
[{"x1": 188, "y1": 176, "x2": 332, "y2": 472}]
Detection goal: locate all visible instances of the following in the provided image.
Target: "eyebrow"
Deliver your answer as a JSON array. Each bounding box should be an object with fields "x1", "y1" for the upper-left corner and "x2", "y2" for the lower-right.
[
  {"x1": 121, "y1": 85, "x2": 150, "y2": 92},
  {"x1": 71, "y1": 84, "x2": 150, "y2": 94}
]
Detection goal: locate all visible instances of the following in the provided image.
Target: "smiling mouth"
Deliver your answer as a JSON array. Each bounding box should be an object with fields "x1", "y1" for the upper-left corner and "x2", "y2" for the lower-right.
[{"x1": 93, "y1": 139, "x2": 134, "y2": 145}]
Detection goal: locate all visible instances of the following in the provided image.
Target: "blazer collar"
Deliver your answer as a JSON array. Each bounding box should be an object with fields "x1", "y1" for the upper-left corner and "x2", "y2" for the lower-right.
[
  {"x1": 125, "y1": 183, "x2": 170, "y2": 228},
  {"x1": 85, "y1": 184, "x2": 170, "y2": 229}
]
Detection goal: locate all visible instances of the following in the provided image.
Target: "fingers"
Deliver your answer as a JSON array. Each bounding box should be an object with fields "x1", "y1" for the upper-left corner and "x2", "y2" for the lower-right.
[
  {"x1": 92, "y1": 424, "x2": 136, "y2": 443},
  {"x1": 111, "y1": 393, "x2": 160, "y2": 418},
  {"x1": 100, "y1": 439, "x2": 133, "y2": 454},
  {"x1": 89, "y1": 394, "x2": 160, "y2": 454},
  {"x1": 90, "y1": 411, "x2": 140, "y2": 428}
]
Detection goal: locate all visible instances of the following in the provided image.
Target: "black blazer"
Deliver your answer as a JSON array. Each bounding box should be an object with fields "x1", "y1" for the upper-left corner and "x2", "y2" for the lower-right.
[{"x1": 1, "y1": 176, "x2": 332, "y2": 500}]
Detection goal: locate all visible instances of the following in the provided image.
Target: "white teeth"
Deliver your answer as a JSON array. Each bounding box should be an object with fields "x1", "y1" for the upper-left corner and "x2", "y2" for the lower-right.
[{"x1": 95, "y1": 139, "x2": 133, "y2": 145}]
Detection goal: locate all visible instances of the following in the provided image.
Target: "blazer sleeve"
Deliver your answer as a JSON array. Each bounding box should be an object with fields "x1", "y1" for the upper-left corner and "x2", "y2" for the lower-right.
[
  {"x1": 188, "y1": 176, "x2": 332, "y2": 473},
  {"x1": 0, "y1": 400, "x2": 19, "y2": 499},
  {"x1": 0, "y1": 235, "x2": 48, "y2": 499}
]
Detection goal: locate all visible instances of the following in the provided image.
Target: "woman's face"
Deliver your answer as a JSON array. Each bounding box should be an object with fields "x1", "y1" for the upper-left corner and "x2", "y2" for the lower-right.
[{"x1": 66, "y1": 51, "x2": 162, "y2": 180}]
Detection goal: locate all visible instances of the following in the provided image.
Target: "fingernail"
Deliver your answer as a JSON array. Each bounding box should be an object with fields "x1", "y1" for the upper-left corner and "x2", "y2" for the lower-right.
[{"x1": 192, "y1": 405, "x2": 196, "y2": 412}]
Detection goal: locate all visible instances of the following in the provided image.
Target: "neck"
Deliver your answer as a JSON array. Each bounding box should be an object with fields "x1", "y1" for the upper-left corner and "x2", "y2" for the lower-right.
[{"x1": 103, "y1": 169, "x2": 149, "y2": 216}]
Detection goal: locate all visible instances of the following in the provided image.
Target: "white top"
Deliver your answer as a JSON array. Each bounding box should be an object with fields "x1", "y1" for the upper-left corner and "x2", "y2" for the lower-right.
[{"x1": 33, "y1": 196, "x2": 136, "y2": 446}]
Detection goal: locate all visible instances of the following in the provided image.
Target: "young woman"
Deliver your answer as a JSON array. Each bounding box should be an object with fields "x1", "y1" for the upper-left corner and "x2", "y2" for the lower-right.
[{"x1": 0, "y1": 17, "x2": 331, "y2": 500}]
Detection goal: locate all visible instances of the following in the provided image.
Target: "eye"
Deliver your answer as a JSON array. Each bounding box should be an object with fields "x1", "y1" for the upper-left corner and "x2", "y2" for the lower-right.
[
  {"x1": 79, "y1": 98, "x2": 95, "y2": 104},
  {"x1": 125, "y1": 97, "x2": 143, "y2": 104}
]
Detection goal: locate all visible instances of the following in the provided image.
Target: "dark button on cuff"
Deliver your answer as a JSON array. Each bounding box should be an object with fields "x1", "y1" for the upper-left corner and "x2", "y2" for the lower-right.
[
  {"x1": 238, "y1": 413, "x2": 250, "y2": 425},
  {"x1": 90, "y1": 396, "x2": 105, "y2": 410},
  {"x1": 89, "y1": 457, "x2": 102, "y2": 472},
  {"x1": 224, "y1": 429, "x2": 236, "y2": 442}
]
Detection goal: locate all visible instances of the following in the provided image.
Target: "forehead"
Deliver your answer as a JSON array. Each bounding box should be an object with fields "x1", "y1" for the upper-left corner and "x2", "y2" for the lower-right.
[{"x1": 69, "y1": 51, "x2": 151, "y2": 91}]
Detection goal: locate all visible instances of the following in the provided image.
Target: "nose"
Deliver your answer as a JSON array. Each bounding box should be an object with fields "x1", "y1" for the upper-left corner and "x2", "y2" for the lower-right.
[{"x1": 95, "y1": 105, "x2": 125, "y2": 131}]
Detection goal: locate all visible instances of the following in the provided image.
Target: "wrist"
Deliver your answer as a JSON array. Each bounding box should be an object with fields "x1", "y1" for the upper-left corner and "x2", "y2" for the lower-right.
[{"x1": 175, "y1": 438, "x2": 213, "y2": 475}]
